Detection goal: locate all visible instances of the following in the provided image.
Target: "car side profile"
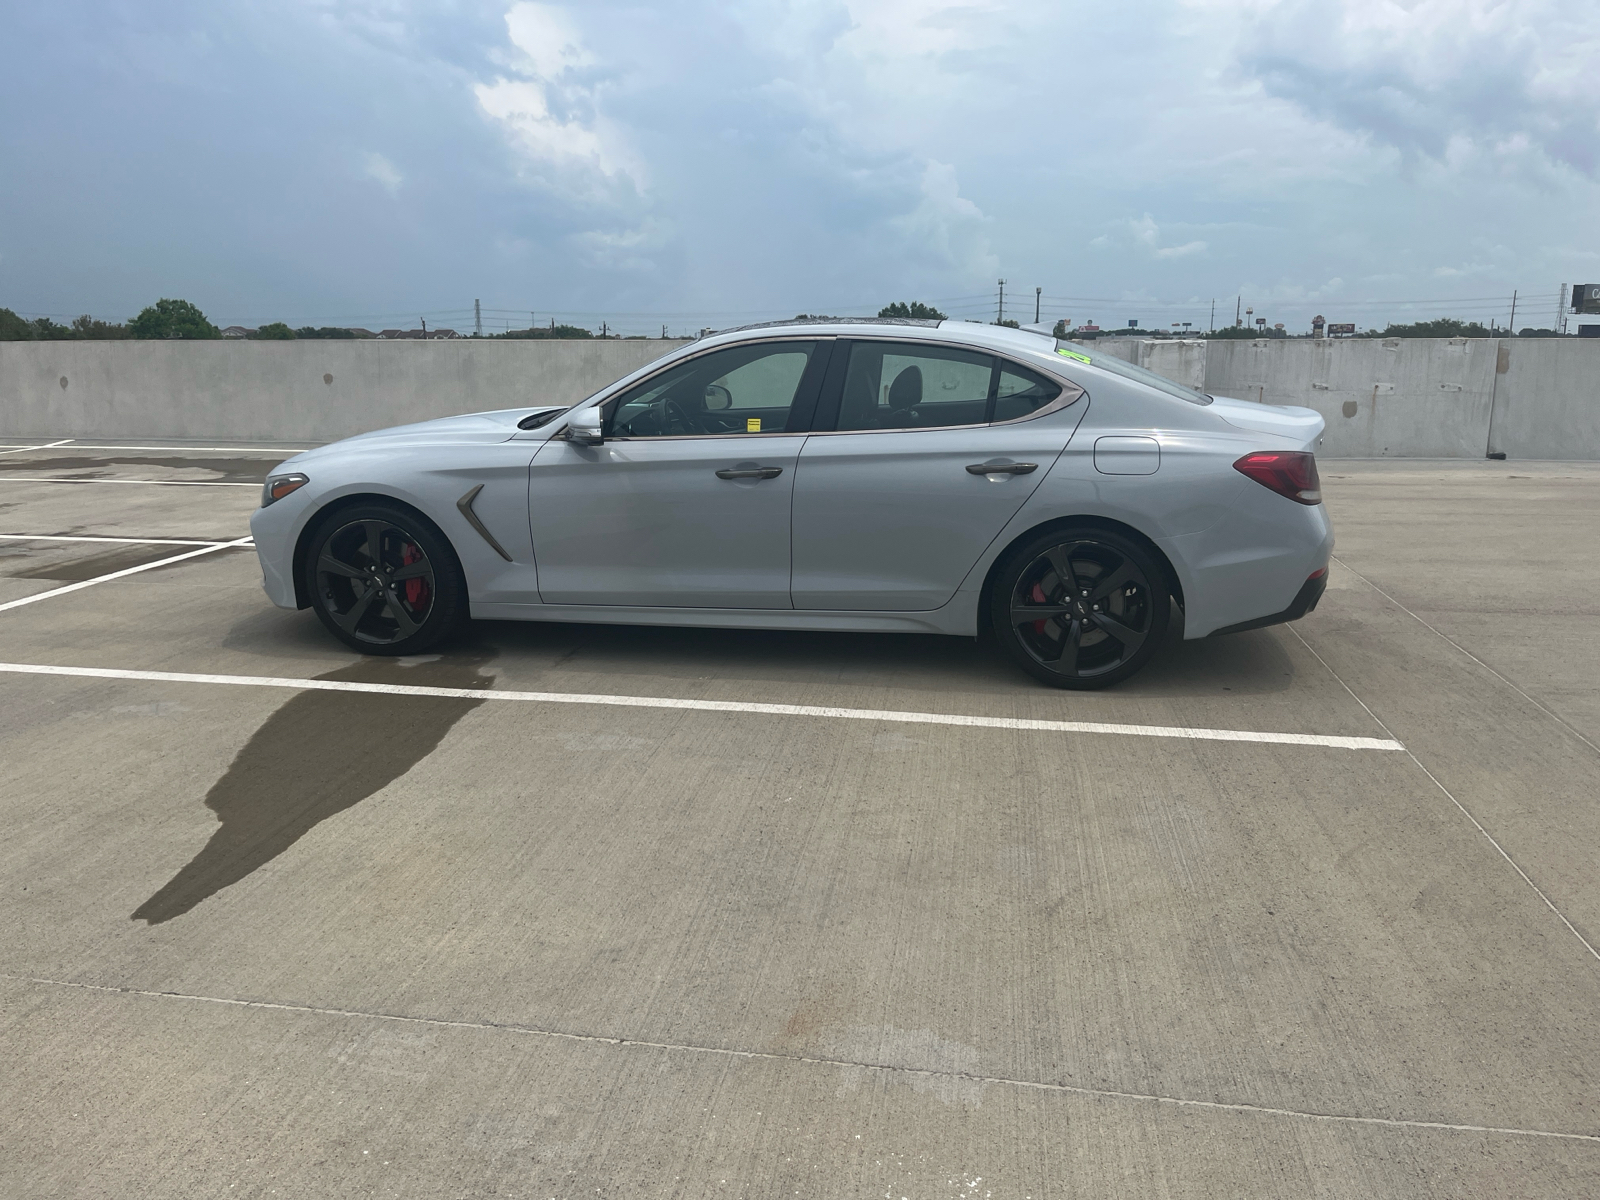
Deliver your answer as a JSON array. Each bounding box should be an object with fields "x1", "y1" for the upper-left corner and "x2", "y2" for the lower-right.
[{"x1": 249, "y1": 319, "x2": 1332, "y2": 688}]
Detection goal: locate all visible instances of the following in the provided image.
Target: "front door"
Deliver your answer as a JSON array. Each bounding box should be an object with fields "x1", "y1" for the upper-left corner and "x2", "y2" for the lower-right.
[
  {"x1": 791, "y1": 339, "x2": 1079, "y2": 610},
  {"x1": 528, "y1": 338, "x2": 828, "y2": 608}
]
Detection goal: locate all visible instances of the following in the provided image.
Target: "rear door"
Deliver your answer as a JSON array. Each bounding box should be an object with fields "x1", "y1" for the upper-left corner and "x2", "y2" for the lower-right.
[{"x1": 790, "y1": 339, "x2": 1080, "y2": 611}]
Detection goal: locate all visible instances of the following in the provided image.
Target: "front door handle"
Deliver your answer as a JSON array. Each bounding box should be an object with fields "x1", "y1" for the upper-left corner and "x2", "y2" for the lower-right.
[
  {"x1": 966, "y1": 461, "x2": 1038, "y2": 476},
  {"x1": 715, "y1": 466, "x2": 784, "y2": 480}
]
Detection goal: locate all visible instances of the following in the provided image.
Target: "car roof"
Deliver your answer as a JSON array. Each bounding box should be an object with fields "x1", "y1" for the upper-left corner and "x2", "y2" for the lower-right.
[{"x1": 692, "y1": 318, "x2": 1057, "y2": 357}]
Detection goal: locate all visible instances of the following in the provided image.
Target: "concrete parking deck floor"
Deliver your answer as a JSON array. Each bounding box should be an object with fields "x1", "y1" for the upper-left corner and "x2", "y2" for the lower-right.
[{"x1": 2, "y1": 441, "x2": 1598, "y2": 1198}]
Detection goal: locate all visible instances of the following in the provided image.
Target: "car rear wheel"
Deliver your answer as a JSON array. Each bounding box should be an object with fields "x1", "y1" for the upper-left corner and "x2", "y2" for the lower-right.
[
  {"x1": 303, "y1": 502, "x2": 467, "y2": 656},
  {"x1": 989, "y1": 527, "x2": 1170, "y2": 689}
]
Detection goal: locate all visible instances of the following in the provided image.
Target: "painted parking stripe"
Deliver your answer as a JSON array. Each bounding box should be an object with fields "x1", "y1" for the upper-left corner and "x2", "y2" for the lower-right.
[
  {"x1": 31, "y1": 443, "x2": 308, "y2": 455},
  {"x1": 0, "y1": 477, "x2": 261, "y2": 488},
  {"x1": 0, "y1": 439, "x2": 74, "y2": 456},
  {"x1": 0, "y1": 534, "x2": 233, "y2": 547},
  {"x1": 0, "y1": 661, "x2": 1406, "y2": 750},
  {"x1": 0, "y1": 538, "x2": 254, "y2": 613}
]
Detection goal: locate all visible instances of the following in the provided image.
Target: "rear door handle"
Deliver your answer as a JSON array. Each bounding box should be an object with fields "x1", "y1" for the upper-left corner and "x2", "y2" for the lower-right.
[
  {"x1": 715, "y1": 466, "x2": 784, "y2": 480},
  {"x1": 966, "y1": 461, "x2": 1038, "y2": 476}
]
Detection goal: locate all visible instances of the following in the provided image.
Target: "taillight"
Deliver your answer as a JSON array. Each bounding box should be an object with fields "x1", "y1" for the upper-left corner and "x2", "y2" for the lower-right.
[{"x1": 1233, "y1": 452, "x2": 1321, "y2": 505}]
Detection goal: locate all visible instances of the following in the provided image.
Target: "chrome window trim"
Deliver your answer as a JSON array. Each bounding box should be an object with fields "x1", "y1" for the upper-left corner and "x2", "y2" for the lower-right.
[{"x1": 573, "y1": 331, "x2": 1085, "y2": 439}]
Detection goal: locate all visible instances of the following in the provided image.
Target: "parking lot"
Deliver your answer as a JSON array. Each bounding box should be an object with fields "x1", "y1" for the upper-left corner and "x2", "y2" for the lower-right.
[{"x1": 2, "y1": 438, "x2": 1598, "y2": 1198}]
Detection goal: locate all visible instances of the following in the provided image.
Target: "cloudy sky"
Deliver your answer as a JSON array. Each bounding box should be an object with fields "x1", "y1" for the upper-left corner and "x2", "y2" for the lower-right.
[{"x1": 2, "y1": 0, "x2": 1595, "y2": 334}]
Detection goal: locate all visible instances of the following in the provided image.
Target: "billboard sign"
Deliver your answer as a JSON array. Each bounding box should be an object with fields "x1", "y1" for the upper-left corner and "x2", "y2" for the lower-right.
[
  {"x1": 1327, "y1": 323, "x2": 1357, "y2": 335},
  {"x1": 1572, "y1": 284, "x2": 1600, "y2": 314}
]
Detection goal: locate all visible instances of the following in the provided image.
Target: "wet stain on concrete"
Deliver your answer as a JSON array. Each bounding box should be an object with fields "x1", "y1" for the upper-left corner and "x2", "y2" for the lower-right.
[
  {"x1": 5, "y1": 544, "x2": 188, "y2": 581},
  {"x1": 132, "y1": 654, "x2": 494, "y2": 924},
  {"x1": 0, "y1": 455, "x2": 267, "y2": 483}
]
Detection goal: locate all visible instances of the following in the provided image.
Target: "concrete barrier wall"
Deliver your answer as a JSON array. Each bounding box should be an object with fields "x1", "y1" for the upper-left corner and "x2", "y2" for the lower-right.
[
  {"x1": 0, "y1": 339, "x2": 692, "y2": 443},
  {"x1": 1202, "y1": 337, "x2": 1503, "y2": 458},
  {"x1": 1, "y1": 334, "x2": 1593, "y2": 456},
  {"x1": 1487, "y1": 340, "x2": 1600, "y2": 459}
]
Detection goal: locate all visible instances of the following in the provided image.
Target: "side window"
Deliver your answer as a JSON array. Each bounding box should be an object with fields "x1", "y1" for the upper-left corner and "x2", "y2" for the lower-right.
[
  {"x1": 606, "y1": 341, "x2": 820, "y2": 438},
  {"x1": 992, "y1": 364, "x2": 1063, "y2": 423},
  {"x1": 834, "y1": 342, "x2": 995, "y2": 431}
]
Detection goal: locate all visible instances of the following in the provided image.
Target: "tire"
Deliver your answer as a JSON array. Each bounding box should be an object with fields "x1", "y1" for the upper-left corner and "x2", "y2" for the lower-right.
[
  {"x1": 988, "y1": 526, "x2": 1170, "y2": 689},
  {"x1": 301, "y1": 501, "x2": 468, "y2": 656}
]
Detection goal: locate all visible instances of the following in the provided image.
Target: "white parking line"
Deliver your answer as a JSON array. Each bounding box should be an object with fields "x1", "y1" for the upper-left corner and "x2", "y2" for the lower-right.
[
  {"x1": 0, "y1": 477, "x2": 261, "y2": 488},
  {"x1": 0, "y1": 661, "x2": 1406, "y2": 750},
  {"x1": 28, "y1": 443, "x2": 307, "y2": 455},
  {"x1": 0, "y1": 538, "x2": 254, "y2": 613},
  {"x1": 0, "y1": 439, "x2": 74, "y2": 455},
  {"x1": 0, "y1": 534, "x2": 234, "y2": 547}
]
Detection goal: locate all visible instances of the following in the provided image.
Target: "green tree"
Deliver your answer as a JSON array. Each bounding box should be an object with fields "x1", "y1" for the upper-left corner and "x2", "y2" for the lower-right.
[
  {"x1": 72, "y1": 315, "x2": 128, "y2": 339},
  {"x1": 878, "y1": 301, "x2": 948, "y2": 320},
  {"x1": 251, "y1": 322, "x2": 297, "y2": 340},
  {"x1": 128, "y1": 298, "x2": 221, "y2": 340},
  {"x1": 295, "y1": 326, "x2": 362, "y2": 339},
  {"x1": 0, "y1": 308, "x2": 36, "y2": 339},
  {"x1": 494, "y1": 324, "x2": 596, "y2": 340},
  {"x1": 1206, "y1": 326, "x2": 1261, "y2": 339},
  {"x1": 1376, "y1": 318, "x2": 1493, "y2": 338}
]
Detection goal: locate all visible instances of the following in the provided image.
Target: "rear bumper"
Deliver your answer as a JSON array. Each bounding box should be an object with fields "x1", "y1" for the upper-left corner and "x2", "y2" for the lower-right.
[{"x1": 1207, "y1": 570, "x2": 1327, "y2": 637}]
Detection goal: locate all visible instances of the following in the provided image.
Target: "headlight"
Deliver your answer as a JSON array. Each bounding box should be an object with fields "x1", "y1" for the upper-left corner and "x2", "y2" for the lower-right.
[{"x1": 261, "y1": 473, "x2": 309, "y2": 507}]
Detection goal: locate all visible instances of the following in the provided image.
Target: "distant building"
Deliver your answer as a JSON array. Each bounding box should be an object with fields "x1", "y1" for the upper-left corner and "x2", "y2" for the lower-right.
[{"x1": 221, "y1": 326, "x2": 256, "y2": 339}]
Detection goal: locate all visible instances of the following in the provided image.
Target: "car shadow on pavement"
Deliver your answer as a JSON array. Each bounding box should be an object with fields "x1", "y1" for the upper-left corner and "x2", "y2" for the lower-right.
[
  {"x1": 131, "y1": 653, "x2": 495, "y2": 925},
  {"x1": 464, "y1": 612, "x2": 1299, "y2": 697}
]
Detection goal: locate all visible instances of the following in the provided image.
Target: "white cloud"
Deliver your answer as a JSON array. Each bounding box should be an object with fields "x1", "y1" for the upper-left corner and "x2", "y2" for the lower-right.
[
  {"x1": 1096, "y1": 214, "x2": 1208, "y2": 260},
  {"x1": 474, "y1": 2, "x2": 642, "y2": 198},
  {"x1": 888, "y1": 161, "x2": 998, "y2": 282},
  {"x1": 1222, "y1": 0, "x2": 1600, "y2": 175},
  {"x1": 359, "y1": 151, "x2": 403, "y2": 193}
]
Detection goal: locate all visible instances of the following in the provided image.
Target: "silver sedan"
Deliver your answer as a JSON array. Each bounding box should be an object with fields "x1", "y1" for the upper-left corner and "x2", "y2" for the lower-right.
[{"x1": 250, "y1": 319, "x2": 1332, "y2": 688}]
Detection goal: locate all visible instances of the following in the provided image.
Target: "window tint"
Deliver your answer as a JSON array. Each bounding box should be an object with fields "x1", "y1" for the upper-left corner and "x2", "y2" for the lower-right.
[
  {"x1": 992, "y1": 364, "x2": 1062, "y2": 422},
  {"x1": 606, "y1": 341, "x2": 820, "y2": 437},
  {"x1": 835, "y1": 342, "x2": 995, "y2": 431}
]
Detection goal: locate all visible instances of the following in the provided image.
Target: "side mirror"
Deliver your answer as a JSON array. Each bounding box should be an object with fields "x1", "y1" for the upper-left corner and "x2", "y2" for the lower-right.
[
  {"x1": 566, "y1": 408, "x2": 605, "y2": 445},
  {"x1": 704, "y1": 383, "x2": 732, "y2": 411}
]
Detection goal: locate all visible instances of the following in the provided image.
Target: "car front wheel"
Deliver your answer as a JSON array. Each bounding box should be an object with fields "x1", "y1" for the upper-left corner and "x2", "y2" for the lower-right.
[
  {"x1": 303, "y1": 502, "x2": 467, "y2": 655},
  {"x1": 989, "y1": 527, "x2": 1170, "y2": 689}
]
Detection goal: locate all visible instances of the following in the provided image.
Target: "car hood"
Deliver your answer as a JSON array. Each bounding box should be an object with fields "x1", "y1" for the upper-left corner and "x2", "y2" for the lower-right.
[
  {"x1": 1209, "y1": 395, "x2": 1326, "y2": 450},
  {"x1": 289, "y1": 408, "x2": 542, "y2": 464}
]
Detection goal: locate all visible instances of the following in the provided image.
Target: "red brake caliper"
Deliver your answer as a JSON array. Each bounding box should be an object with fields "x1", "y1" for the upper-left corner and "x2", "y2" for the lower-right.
[
  {"x1": 1031, "y1": 582, "x2": 1048, "y2": 633},
  {"x1": 401, "y1": 543, "x2": 429, "y2": 608}
]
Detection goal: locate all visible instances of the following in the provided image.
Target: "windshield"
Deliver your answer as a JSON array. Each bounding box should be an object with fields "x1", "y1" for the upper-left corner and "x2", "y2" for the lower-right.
[{"x1": 1051, "y1": 339, "x2": 1213, "y2": 405}]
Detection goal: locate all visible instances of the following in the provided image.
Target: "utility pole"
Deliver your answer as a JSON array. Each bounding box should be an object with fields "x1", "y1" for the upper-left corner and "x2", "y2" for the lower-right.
[
  {"x1": 1210, "y1": 299, "x2": 1215, "y2": 332},
  {"x1": 601, "y1": 321, "x2": 608, "y2": 339},
  {"x1": 997, "y1": 279, "x2": 1006, "y2": 324},
  {"x1": 421, "y1": 318, "x2": 427, "y2": 336},
  {"x1": 1234, "y1": 296, "x2": 1241, "y2": 328},
  {"x1": 1558, "y1": 284, "x2": 1569, "y2": 335},
  {"x1": 474, "y1": 299, "x2": 482, "y2": 337},
  {"x1": 1034, "y1": 286, "x2": 1041, "y2": 324},
  {"x1": 662, "y1": 324, "x2": 668, "y2": 339},
  {"x1": 1508, "y1": 290, "x2": 1518, "y2": 335}
]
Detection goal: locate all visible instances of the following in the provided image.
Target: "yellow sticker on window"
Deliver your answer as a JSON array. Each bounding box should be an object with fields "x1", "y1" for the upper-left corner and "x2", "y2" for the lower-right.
[
  {"x1": 747, "y1": 418, "x2": 762, "y2": 432},
  {"x1": 1056, "y1": 347, "x2": 1092, "y2": 364}
]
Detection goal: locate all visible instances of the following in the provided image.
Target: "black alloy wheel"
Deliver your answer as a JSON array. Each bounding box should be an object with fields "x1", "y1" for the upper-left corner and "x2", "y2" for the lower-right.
[
  {"x1": 304, "y1": 502, "x2": 467, "y2": 655},
  {"x1": 990, "y1": 528, "x2": 1170, "y2": 689}
]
